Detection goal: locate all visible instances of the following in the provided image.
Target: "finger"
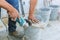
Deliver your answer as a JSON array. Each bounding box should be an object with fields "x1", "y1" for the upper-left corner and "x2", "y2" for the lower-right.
[
  {"x1": 10, "y1": 13, "x2": 16, "y2": 19},
  {"x1": 17, "y1": 15, "x2": 20, "y2": 19},
  {"x1": 31, "y1": 18, "x2": 39, "y2": 23},
  {"x1": 12, "y1": 13, "x2": 17, "y2": 18}
]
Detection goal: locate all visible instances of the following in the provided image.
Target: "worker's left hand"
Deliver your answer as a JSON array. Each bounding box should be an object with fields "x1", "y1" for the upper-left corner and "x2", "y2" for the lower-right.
[{"x1": 28, "y1": 15, "x2": 39, "y2": 23}]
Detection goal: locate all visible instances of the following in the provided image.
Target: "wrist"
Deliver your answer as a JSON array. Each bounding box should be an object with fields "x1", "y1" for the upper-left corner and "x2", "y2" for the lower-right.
[
  {"x1": 29, "y1": 14, "x2": 33, "y2": 17},
  {"x1": 9, "y1": 8, "x2": 16, "y2": 13}
]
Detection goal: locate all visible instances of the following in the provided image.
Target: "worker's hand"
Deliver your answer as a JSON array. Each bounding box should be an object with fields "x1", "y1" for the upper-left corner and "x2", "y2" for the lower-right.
[
  {"x1": 8, "y1": 9, "x2": 20, "y2": 20},
  {"x1": 28, "y1": 15, "x2": 39, "y2": 23}
]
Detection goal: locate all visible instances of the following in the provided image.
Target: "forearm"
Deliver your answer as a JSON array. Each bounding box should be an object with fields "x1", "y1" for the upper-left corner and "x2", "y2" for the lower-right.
[
  {"x1": 0, "y1": 0, "x2": 16, "y2": 12},
  {"x1": 29, "y1": 0, "x2": 37, "y2": 16}
]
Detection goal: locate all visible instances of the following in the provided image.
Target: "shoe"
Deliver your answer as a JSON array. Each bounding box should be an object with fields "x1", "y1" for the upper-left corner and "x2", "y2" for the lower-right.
[{"x1": 9, "y1": 31, "x2": 23, "y2": 38}]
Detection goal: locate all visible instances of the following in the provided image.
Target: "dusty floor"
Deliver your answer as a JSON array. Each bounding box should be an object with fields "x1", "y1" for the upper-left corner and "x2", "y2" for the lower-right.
[
  {"x1": 0, "y1": 8, "x2": 60, "y2": 40},
  {"x1": 0, "y1": 17, "x2": 60, "y2": 40},
  {"x1": 0, "y1": 18, "x2": 24, "y2": 40}
]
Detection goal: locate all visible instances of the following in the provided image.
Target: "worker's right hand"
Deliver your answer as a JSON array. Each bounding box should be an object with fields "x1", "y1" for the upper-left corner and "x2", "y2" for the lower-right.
[{"x1": 8, "y1": 9, "x2": 20, "y2": 20}]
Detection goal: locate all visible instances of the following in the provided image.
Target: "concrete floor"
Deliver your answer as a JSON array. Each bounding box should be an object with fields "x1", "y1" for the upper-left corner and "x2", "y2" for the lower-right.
[
  {"x1": 0, "y1": 18, "x2": 60, "y2": 40},
  {"x1": 0, "y1": 19, "x2": 24, "y2": 40},
  {"x1": 41, "y1": 21, "x2": 60, "y2": 40},
  {"x1": 0, "y1": 8, "x2": 60, "y2": 40}
]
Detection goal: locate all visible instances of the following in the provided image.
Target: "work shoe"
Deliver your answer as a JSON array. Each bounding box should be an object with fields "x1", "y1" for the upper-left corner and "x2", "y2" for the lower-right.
[{"x1": 9, "y1": 31, "x2": 23, "y2": 38}]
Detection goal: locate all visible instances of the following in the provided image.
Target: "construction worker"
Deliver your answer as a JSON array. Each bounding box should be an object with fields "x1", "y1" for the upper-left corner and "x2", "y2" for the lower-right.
[{"x1": 0, "y1": 0, "x2": 38, "y2": 37}]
